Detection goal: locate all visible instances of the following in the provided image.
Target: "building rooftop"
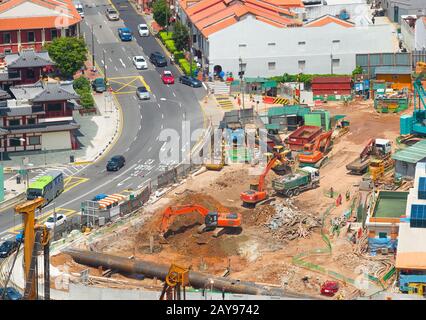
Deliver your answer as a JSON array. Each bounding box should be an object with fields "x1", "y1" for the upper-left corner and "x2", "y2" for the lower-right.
[
  {"x1": 304, "y1": 14, "x2": 355, "y2": 28},
  {"x1": 392, "y1": 140, "x2": 426, "y2": 164},
  {"x1": 0, "y1": 0, "x2": 81, "y2": 31},
  {"x1": 4, "y1": 50, "x2": 54, "y2": 68},
  {"x1": 10, "y1": 80, "x2": 79, "y2": 102},
  {"x1": 372, "y1": 191, "x2": 409, "y2": 218},
  {"x1": 395, "y1": 222, "x2": 426, "y2": 270}
]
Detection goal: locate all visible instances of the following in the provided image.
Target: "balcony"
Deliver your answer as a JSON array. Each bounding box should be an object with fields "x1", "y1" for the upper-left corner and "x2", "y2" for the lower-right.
[{"x1": 44, "y1": 109, "x2": 73, "y2": 118}]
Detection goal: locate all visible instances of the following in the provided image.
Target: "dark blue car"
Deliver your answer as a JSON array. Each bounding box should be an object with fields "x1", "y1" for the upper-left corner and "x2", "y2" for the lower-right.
[
  {"x1": 179, "y1": 75, "x2": 202, "y2": 88},
  {"x1": 118, "y1": 28, "x2": 132, "y2": 41},
  {"x1": 0, "y1": 287, "x2": 23, "y2": 300},
  {"x1": 0, "y1": 240, "x2": 18, "y2": 258}
]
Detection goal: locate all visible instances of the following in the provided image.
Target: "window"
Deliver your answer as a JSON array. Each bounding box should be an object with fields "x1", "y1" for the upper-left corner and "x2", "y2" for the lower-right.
[
  {"x1": 27, "y1": 118, "x2": 36, "y2": 125},
  {"x1": 27, "y1": 31, "x2": 35, "y2": 42},
  {"x1": 4, "y1": 49, "x2": 12, "y2": 55},
  {"x1": 238, "y1": 44, "x2": 247, "y2": 48},
  {"x1": 332, "y1": 40, "x2": 340, "y2": 44},
  {"x1": 8, "y1": 119, "x2": 20, "y2": 126},
  {"x1": 240, "y1": 63, "x2": 247, "y2": 72},
  {"x1": 47, "y1": 103, "x2": 62, "y2": 112},
  {"x1": 193, "y1": 34, "x2": 197, "y2": 43},
  {"x1": 26, "y1": 69, "x2": 35, "y2": 79},
  {"x1": 51, "y1": 29, "x2": 58, "y2": 39},
  {"x1": 268, "y1": 42, "x2": 276, "y2": 46},
  {"x1": 3, "y1": 33, "x2": 11, "y2": 44},
  {"x1": 298, "y1": 60, "x2": 306, "y2": 71},
  {"x1": 332, "y1": 58, "x2": 340, "y2": 68},
  {"x1": 379, "y1": 232, "x2": 387, "y2": 239},
  {"x1": 268, "y1": 62, "x2": 276, "y2": 70},
  {"x1": 298, "y1": 41, "x2": 306, "y2": 45},
  {"x1": 9, "y1": 138, "x2": 21, "y2": 147}
]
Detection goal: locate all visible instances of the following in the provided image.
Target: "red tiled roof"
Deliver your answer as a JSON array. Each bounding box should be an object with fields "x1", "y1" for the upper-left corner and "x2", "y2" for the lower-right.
[
  {"x1": 0, "y1": 0, "x2": 81, "y2": 31},
  {"x1": 304, "y1": 15, "x2": 354, "y2": 28},
  {"x1": 183, "y1": 0, "x2": 302, "y2": 37}
]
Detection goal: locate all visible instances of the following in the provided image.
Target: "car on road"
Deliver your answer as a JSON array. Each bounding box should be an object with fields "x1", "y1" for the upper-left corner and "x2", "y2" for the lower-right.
[
  {"x1": 92, "y1": 78, "x2": 107, "y2": 93},
  {"x1": 75, "y1": 3, "x2": 84, "y2": 19},
  {"x1": 137, "y1": 23, "x2": 149, "y2": 37},
  {"x1": 132, "y1": 56, "x2": 148, "y2": 70},
  {"x1": 179, "y1": 75, "x2": 202, "y2": 88},
  {"x1": 136, "y1": 86, "x2": 150, "y2": 100},
  {"x1": 118, "y1": 27, "x2": 132, "y2": 41},
  {"x1": 0, "y1": 287, "x2": 23, "y2": 300},
  {"x1": 106, "y1": 155, "x2": 126, "y2": 171},
  {"x1": 161, "y1": 70, "x2": 175, "y2": 84},
  {"x1": 149, "y1": 52, "x2": 167, "y2": 67},
  {"x1": 0, "y1": 240, "x2": 19, "y2": 258},
  {"x1": 44, "y1": 213, "x2": 67, "y2": 230},
  {"x1": 106, "y1": 8, "x2": 119, "y2": 21}
]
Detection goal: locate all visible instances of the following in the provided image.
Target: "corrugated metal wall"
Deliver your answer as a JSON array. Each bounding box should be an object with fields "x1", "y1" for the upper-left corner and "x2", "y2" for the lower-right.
[{"x1": 356, "y1": 53, "x2": 412, "y2": 79}]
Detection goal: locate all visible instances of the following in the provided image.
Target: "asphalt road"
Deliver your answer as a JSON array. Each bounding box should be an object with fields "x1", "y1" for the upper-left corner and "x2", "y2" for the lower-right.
[{"x1": 0, "y1": 0, "x2": 206, "y2": 239}]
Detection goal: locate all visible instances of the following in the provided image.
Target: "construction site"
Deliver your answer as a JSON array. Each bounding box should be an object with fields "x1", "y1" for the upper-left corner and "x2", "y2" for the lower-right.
[{"x1": 2, "y1": 64, "x2": 426, "y2": 301}]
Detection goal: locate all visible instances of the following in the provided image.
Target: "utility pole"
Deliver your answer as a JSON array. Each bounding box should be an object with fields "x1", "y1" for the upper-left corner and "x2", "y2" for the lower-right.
[
  {"x1": 189, "y1": 22, "x2": 194, "y2": 77},
  {"x1": 91, "y1": 24, "x2": 95, "y2": 71},
  {"x1": 103, "y1": 49, "x2": 107, "y2": 83},
  {"x1": 238, "y1": 57, "x2": 245, "y2": 109}
]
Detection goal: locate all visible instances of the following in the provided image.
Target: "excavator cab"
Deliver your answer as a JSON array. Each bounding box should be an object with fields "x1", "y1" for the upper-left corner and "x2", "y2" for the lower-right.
[{"x1": 205, "y1": 212, "x2": 218, "y2": 228}]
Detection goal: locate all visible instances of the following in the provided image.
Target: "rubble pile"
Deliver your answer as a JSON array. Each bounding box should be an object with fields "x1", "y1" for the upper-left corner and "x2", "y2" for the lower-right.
[{"x1": 264, "y1": 200, "x2": 322, "y2": 241}]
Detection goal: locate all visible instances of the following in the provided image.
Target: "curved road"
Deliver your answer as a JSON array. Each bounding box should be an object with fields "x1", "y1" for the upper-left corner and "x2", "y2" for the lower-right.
[{"x1": 0, "y1": 0, "x2": 206, "y2": 238}]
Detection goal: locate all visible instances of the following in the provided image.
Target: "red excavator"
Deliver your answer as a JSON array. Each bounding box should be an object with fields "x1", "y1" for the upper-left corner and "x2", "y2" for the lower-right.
[
  {"x1": 240, "y1": 146, "x2": 294, "y2": 207},
  {"x1": 159, "y1": 204, "x2": 242, "y2": 239},
  {"x1": 298, "y1": 130, "x2": 333, "y2": 168}
]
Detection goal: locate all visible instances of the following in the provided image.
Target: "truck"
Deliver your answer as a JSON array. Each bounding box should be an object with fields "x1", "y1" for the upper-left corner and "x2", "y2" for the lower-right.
[
  {"x1": 272, "y1": 167, "x2": 320, "y2": 197},
  {"x1": 286, "y1": 125, "x2": 322, "y2": 151},
  {"x1": 26, "y1": 170, "x2": 64, "y2": 203},
  {"x1": 345, "y1": 157, "x2": 371, "y2": 175}
]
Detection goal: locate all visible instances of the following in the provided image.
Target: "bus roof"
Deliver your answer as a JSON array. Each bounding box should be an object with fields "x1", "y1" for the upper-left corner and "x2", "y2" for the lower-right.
[{"x1": 29, "y1": 175, "x2": 54, "y2": 189}]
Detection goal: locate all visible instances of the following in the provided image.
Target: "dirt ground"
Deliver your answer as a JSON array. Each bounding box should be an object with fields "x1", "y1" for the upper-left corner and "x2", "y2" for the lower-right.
[{"x1": 52, "y1": 99, "x2": 400, "y2": 298}]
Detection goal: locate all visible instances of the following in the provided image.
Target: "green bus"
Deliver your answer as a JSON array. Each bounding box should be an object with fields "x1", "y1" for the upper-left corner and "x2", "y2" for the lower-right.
[{"x1": 26, "y1": 171, "x2": 64, "y2": 203}]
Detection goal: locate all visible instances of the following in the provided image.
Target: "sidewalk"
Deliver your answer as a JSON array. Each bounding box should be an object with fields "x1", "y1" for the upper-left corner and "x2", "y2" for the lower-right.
[{"x1": 0, "y1": 174, "x2": 27, "y2": 210}]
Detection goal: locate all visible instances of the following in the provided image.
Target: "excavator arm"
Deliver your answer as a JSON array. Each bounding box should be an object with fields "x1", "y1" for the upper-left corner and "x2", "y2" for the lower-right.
[
  {"x1": 360, "y1": 138, "x2": 374, "y2": 161},
  {"x1": 159, "y1": 205, "x2": 210, "y2": 234}
]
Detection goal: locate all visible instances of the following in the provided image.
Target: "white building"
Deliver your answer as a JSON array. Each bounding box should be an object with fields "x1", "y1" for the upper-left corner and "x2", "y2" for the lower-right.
[
  {"x1": 401, "y1": 15, "x2": 426, "y2": 51},
  {"x1": 178, "y1": 0, "x2": 398, "y2": 78}
]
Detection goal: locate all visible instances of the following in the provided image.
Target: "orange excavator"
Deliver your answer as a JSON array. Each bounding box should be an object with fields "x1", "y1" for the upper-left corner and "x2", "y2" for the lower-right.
[
  {"x1": 298, "y1": 130, "x2": 333, "y2": 168},
  {"x1": 240, "y1": 146, "x2": 294, "y2": 207},
  {"x1": 159, "y1": 204, "x2": 242, "y2": 240}
]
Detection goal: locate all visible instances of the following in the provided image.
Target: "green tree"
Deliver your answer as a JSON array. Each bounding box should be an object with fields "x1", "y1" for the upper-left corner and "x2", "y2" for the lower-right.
[
  {"x1": 153, "y1": 0, "x2": 171, "y2": 28},
  {"x1": 46, "y1": 37, "x2": 87, "y2": 78},
  {"x1": 78, "y1": 91, "x2": 95, "y2": 109},
  {"x1": 172, "y1": 21, "x2": 189, "y2": 51},
  {"x1": 352, "y1": 65, "x2": 363, "y2": 77},
  {"x1": 73, "y1": 76, "x2": 91, "y2": 91}
]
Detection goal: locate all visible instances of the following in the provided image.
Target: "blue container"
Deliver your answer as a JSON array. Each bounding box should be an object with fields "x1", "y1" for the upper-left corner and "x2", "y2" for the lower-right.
[{"x1": 410, "y1": 204, "x2": 426, "y2": 228}]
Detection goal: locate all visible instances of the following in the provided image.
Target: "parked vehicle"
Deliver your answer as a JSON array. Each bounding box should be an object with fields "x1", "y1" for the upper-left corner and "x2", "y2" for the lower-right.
[
  {"x1": 0, "y1": 287, "x2": 23, "y2": 300},
  {"x1": 92, "y1": 194, "x2": 108, "y2": 201},
  {"x1": 0, "y1": 240, "x2": 19, "y2": 258},
  {"x1": 26, "y1": 171, "x2": 64, "y2": 203},
  {"x1": 118, "y1": 27, "x2": 132, "y2": 41},
  {"x1": 106, "y1": 8, "x2": 119, "y2": 21},
  {"x1": 75, "y1": 3, "x2": 84, "y2": 19},
  {"x1": 106, "y1": 155, "x2": 126, "y2": 171},
  {"x1": 15, "y1": 231, "x2": 24, "y2": 243},
  {"x1": 161, "y1": 70, "x2": 174, "y2": 84},
  {"x1": 132, "y1": 56, "x2": 148, "y2": 70},
  {"x1": 137, "y1": 23, "x2": 149, "y2": 37},
  {"x1": 136, "y1": 86, "x2": 150, "y2": 100},
  {"x1": 272, "y1": 167, "x2": 320, "y2": 197},
  {"x1": 44, "y1": 213, "x2": 67, "y2": 230},
  {"x1": 179, "y1": 75, "x2": 202, "y2": 88},
  {"x1": 91, "y1": 77, "x2": 107, "y2": 93},
  {"x1": 320, "y1": 281, "x2": 339, "y2": 297},
  {"x1": 149, "y1": 52, "x2": 167, "y2": 67}
]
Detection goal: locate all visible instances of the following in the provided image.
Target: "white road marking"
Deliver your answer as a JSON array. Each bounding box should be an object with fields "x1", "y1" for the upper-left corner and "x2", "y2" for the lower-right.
[
  {"x1": 152, "y1": 94, "x2": 156, "y2": 99},
  {"x1": 148, "y1": 147, "x2": 152, "y2": 152},
  {"x1": 109, "y1": 58, "x2": 113, "y2": 62},
  {"x1": 161, "y1": 124, "x2": 164, "y2": 129},
  {"x1": 114, "y1": 66, "x2": 118, "y2": 71},
  {"x1": 101, "y1": 59, "x2": 104, "y2": 65},
  {"x1": 119, "y1": 58, "x2": 126, "y2": 68},
  {"x1": 138, "y1": 125, "x2": 141, "y2": 130},
  {"x1": 179, "y1": 103, "x2": 182, "y2": 108},
  {"x1": 202, "y1": 82, "x2": 207, "y2": 90},
  {"x1": 172, "y1": 92, "x2": 176, "y2": 97},
  {"x1": 140, "y1": 114, "x2": 142, "y2": 119},
  {"x1": 105, "y1": 65, "x2": 108, "y2": 69},
  {"x1": 133, "y1": 136, "x2": 137, "y2": 141},
  {"x1": 161, "y1": 113, "x2": 164, "y2": 119},
  {"x1": 133, "y1": 96, "x2": 137, "y2": 100},
  {"x1": 127, "y1": 56, "x2": 131, "y2": 61},
  {"x1": 122, "y1": 47, "x2": 126, "y2": 52},
  {"x1": 157, "y1": 103, "x2": 161, "y2": 108},
  {"x1": 117, "y1": 176, "x2": 132, "y2": 187},
  {"x1": 125, "y1": 147, "x2": 130, "y2": 152}
]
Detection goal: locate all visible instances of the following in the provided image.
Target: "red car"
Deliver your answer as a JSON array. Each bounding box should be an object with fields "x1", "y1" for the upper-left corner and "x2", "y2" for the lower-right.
[
  {"x1": 320, "y1": 281, "x2": 339, "y2": 297},
  {"x1": 161, "y1": 70, "x2": 174, "y2": 84}
]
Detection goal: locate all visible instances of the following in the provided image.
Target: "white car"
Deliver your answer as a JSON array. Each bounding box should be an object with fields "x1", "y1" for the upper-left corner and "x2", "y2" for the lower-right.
[
  {"x1": 132, "y1": 56, "x2": 147, "y2": 70},
  {"x1": 75, "y1": 3, "x2": 84, "y2": 19},
  {"x1": 137, "y1": 24, "x2": 149, "y2": 37},
  {"x1": 44, "y1": 213, "x2": 67, "y2": 230}
]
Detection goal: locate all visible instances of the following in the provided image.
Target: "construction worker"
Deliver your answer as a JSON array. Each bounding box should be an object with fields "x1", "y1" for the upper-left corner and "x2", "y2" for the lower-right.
[
  {"x1": 336, "y1": 194, "x2": 342, "y2": 206},
  {"x1": 330, "y1": 187, "x2": 334, "y2": 198},
  {"x1": 346, "y1": 190, "x2": 351, "y2": 201}
]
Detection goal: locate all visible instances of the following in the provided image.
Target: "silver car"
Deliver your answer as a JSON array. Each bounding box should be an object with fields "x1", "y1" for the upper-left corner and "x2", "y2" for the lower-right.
[
  {"x1": 137, "y1": 86, "x2": 150, "y2": 100},
  {"x1": 106, "y1": 8, "x2": 119, "y2": 21}
]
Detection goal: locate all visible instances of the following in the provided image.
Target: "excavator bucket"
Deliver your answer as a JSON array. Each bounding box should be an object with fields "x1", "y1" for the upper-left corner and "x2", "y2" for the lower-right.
[{"x1": 158, "y1": 233, "x2": 169, "y2": 244}]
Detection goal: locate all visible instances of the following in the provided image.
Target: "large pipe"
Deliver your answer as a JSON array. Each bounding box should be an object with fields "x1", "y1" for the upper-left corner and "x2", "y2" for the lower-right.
[{"x1": 64, "y1": 249, "x2": 316, "y2": 299}]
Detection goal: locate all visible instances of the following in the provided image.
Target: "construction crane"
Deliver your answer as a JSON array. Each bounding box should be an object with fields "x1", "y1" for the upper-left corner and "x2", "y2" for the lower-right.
[
  {"x1": 298, "y1": 130, "x2": 333, "y2": 168},
  {"x1": 159, "y1": 204, "x2": 242, "y2": 240},
  {"x1": 14, "y1": 198, "x2": 51, "y2": 300},
  {"x1": 240, "y1": 146, "x2": 294, "y2": 207}
]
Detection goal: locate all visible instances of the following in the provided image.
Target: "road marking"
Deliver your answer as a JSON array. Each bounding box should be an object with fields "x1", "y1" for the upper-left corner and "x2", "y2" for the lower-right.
[
  {"x1": 115, "y1": 66, "x2": 118, "y2": 71},
  {"x1": 140, "y1": 114, "x2": 142, "y2": 119},
  {"x1": 152, "y1": 94, "x2": 156, "y2": 99},
  {"x1": 162, "y1": 113, "x2": 164, "y2": 119},
  {"x1": 119, "y1": 58, "x2": 126, "y2": 68},
  {"x1": 133, "y1": 136, "x2": 137, "y2": 141},
  {"x1": 117, "y1": 176, "x2": 132, "y2": 187},
  {"x1": 138, "y1": 125, "x2": 141, "y2": 130},
  {"x1": 161, "y1": 124, "x2": 164, "y2": 129},
  {"x1": 101, "y1": 59, "x2": 104, "y2": 65},
  {"x1": 122, "y1": 47, "x2": 126, "y2": 52},
  {"x1": 133, "y1": 96, "x2": 137, "y2": 100},
  {"x1": 63, "y1": 176, "x2": 90, "y2": 193},
  {"x1": 109, "y1": 58, "x2": 113, "y2": 62},
  {"x1": 173, "y1": 91, "x2": 176, "y2": 97},
  {"x1": 105, "y1": 65, "x2": 108, "y2": 70},
  {"x1": 148, "y1": 147, "x2": 152, "y2": 152},
  {"x1": 127, "y1": 56, "x2": 131, "y2": 61},
  {"x1": 157, "y1": 103, "x2": 161, "y2": 108},
  {"x1": 125, "y1": 147, "x2": 130, "y2": 152},
  {"x1": 202, "y1": 82, "x2": 207, "y2": 90}
]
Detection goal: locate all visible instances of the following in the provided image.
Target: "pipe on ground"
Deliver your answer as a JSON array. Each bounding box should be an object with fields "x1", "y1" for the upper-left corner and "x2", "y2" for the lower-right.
[{"x1": 64, "y1": 249, "x2": 314, "y2": 299}]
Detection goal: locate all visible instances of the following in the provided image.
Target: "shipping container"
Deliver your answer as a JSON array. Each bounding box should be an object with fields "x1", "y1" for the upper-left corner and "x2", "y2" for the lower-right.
[{"x1": 286, "y1": 125, "x2": 322, "y2": 151}]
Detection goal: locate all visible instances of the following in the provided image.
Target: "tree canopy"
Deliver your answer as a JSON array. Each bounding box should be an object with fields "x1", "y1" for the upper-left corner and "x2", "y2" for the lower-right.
[
  {"x1": 172, "y1": 21, "x2": 189, "y2": 51},
  {"x1": 153, "y1": 0, "x2": 171, "y2": 28}
]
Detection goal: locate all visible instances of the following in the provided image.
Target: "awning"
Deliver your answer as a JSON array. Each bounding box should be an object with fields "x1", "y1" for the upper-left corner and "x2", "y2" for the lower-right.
[{"x1": 262, "y1": 81, "x2": 277, "y2": 89}]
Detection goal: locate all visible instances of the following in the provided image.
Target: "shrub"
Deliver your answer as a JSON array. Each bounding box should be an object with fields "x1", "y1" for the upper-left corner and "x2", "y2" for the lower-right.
[
  {"x1": 73, "y1": 76, "x2": 91, "y2": 91},
  {"x1": 77, "y1": 90, "x2": 95, "y2": 109},
  {"x1": 165, "y1": 39, "x2": 177, "y2": 53},
  {"x1": 159, "y1": 31, "x2": 173, "y2": 43},
  {"x1": 178, "y1": 59, "x2": 198, "y2": 76},
  {"x1": 173, "y1": 51, "x2": 184, "y2": 60}
]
